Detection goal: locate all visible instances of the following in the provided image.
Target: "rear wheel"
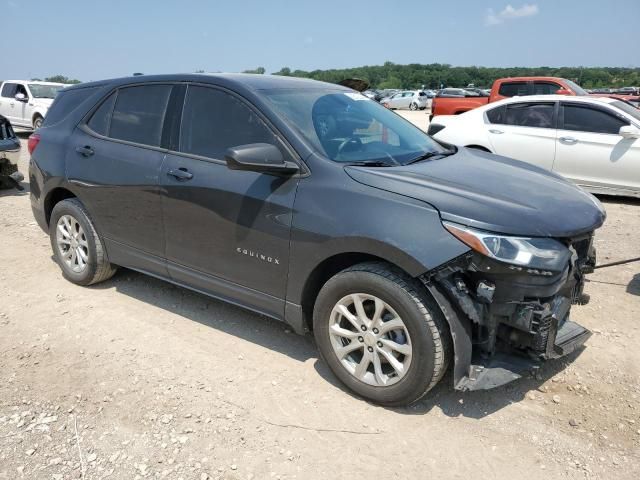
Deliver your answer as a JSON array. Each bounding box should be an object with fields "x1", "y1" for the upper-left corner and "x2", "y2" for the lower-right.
[
  {"x1": 313, "y1": 262, "x2": 450, "y2": 406},
  {"x1": 409, "y1": 102, "x2": 418, "y2": 111},
  {"x1": 49, "y1": 198, "x2": 117, "y2": 286}
]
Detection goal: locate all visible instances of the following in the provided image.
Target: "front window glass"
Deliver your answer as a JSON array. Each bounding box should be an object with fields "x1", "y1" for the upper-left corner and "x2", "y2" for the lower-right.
[
  {"x1": 28, "y1": 84, "x2": 64, "y2": 99},
  {"x1": 562, "y1": 104, "x2": 628, "y2": 134},
  {"x1": 179, "y1": 86, "x2": 277, "y2": 159},
  {"x1": 563, "y1": 80, "x2": 588, "y2": 96},
  {"x1": 262, "y1": 89, "x2": 445, "y2": 165}
]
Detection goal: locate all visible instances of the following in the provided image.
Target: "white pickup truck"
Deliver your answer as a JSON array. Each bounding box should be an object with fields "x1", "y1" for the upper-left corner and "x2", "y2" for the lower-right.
[{"x1": 0, "y1": 80, "x2": 65, "y2": 129}]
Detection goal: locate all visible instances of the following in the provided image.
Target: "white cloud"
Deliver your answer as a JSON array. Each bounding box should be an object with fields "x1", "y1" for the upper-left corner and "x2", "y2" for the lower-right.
[{"x1": 485, "y1": 3, "x2": 539, "y2": 26}]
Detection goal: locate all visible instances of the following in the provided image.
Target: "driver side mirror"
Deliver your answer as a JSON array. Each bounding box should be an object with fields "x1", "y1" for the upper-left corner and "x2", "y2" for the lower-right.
[
  {"x1": 224, "y1": 143, "x2": 299, "y2": 175},
  {"x1": 619, "y1": 125, "x2": 640, "y2": 139},
  {"x1": 14, "y1": 93, "x2": 28, "y2": 102}
]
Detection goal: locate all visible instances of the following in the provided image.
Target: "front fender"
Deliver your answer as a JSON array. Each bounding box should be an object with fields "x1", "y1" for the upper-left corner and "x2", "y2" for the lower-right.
[{"x1": 285, "y1": 170, "x2": 470, "y2": 306}]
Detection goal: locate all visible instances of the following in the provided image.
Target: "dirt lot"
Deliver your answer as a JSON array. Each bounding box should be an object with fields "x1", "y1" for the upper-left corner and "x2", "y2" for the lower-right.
[{"x1": 1, "y1": 127, "x2": 639, "y2": 480}]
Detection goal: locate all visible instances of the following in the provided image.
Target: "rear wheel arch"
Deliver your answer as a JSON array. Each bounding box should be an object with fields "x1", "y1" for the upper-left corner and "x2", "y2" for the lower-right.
[{"x1": 44, "y1": 187, "x2": 76, "y2": 226}]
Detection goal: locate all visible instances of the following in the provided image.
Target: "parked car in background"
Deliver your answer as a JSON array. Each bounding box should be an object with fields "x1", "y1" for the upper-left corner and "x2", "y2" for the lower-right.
[
  {"x1": 617, "y1": 87, "x2": 639, "y2": 95},
  {"x1": 436, "y1": 88, "x2": 469, "y2": 97},
  {"x1": 29, "y1": 74, "x2": 604, "y2": 405},
  {"x1": 0, "y1": 114, "x2": 23, "y2": 189},
  {"x1": 430, "y1": 95, "x2": 640, "y2": 197},
  {"x1": 0, "y1": 80, "x2": 66, "y2": 129},
  {"x1": 381, "y1": 90, "x2": 430, "y2": 110},
  {"x1": 431, "y1": 76, "x2": 589, "y2": 119}
]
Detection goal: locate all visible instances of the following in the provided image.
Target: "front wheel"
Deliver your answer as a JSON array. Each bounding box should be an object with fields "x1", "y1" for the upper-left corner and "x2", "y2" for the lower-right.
[
  {"x1": 33, "y1": 116, "x2": 43, "y2": 130},
  {"x1": 313, "y1": 262, "x2": 450, "y2": 406}
]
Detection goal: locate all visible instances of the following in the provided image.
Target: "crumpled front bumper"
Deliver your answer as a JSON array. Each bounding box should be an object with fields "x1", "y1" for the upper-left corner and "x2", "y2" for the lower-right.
[{"x1": 423, "y1": 234, "x2": 596, "y2": 391}]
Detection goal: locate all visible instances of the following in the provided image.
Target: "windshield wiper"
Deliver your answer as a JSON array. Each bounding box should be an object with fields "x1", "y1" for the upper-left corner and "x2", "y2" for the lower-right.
[
  {"x1": 346, "y1": 160, "x2": 393, "y2": 167},
  {"x1": 406, "y1": 148, "x2": 456, "y2": 165}
]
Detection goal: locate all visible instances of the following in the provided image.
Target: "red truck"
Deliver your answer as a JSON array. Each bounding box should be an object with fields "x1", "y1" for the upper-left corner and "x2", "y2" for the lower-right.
[{"x1": 430, "y1": 77, "x2": 590, "y2": 120}]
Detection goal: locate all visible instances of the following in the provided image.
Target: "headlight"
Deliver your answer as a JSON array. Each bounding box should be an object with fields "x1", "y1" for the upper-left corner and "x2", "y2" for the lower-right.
[{"x1": 444, "y1": 222, "x2": 570, "y2": 271}]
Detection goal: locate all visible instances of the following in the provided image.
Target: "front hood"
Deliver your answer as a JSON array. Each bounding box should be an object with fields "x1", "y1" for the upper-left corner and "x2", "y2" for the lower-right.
[
  {"x1": 33, "y1": 98, "x2": 54, "y2": 107},
  {"x1": 345, "y1": 148, "x2": 606, "y2": 237}
]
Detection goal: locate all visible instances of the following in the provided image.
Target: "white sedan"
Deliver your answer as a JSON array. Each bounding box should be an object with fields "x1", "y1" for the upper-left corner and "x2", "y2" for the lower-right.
[{"x1": 429, "y1": 95, "x2": 640, "y2": 198}]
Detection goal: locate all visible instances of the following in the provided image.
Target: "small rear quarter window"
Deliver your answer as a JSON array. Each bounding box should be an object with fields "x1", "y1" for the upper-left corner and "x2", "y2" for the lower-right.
[{"x1": 43, "y1": 87, "x2": 99, "y2": 127}]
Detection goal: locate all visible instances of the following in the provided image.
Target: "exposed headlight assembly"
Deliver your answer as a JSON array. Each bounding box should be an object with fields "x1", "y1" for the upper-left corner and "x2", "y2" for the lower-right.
[{"x1": 444, "y1": 222, "x2": 571, "y2": 272}]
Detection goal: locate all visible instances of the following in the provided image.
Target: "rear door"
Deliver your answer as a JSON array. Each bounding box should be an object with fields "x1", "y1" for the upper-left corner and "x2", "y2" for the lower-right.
[
  {"x1": 66, "y1": 84, "x2": 173, "y2": 275},
  {"x1": 160, "y1": 84, "x2": 300, "y2": 317},
  {"x1": 485, "y1": 101, "x2": 557, "y2": 170},
  {"x1": 554, "y1": 102, "x2": 639, "y2": 193}
]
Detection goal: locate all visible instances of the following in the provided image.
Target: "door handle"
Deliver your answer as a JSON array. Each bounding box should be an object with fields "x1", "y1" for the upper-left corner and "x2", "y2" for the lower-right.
[
  {"x1": 559, "y1": 136, "x2": 578, "y2": 145},
  {"x1": 489, "y1": 129, "x2": 503, "y2": 134},
  {"x1": 167, "y1": 168, "x2": 193, "y2": 181},
  {"x1": 75, "y1": 145, "x2": 94, "y2": 157}
]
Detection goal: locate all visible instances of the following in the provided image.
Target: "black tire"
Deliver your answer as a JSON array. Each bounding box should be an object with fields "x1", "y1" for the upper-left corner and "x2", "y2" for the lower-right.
[
  {"x1": 409, "y1": 102, "x2": 418, "y2": 111},
  {"x1": 313, "y1": 262, "x2": 450, "y2": 406},
  {"x1": 33, "y1": 116, "x2": 43, "y2": 130},
  {"x1": 49, "y1": 198, "x2": 117, "y2": 286}
]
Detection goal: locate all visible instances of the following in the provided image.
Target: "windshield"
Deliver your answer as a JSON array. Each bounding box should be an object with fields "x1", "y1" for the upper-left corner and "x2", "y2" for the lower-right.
[
  {"x1": 564, "y1": 80, "x2": 588, "y2": 96},
  {"x1": 28, "y1": 84, "x2": 63, "y2": 99},
  {"x1": 612, "y1": 100, "x2": 640, "y2": 123},
  {"x1": 262, "y1": 89, "x2": 445, "y2": 165}
]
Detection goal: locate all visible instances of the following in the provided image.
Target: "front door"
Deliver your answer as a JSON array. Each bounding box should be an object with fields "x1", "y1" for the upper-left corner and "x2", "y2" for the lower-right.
[
  {"x1": 66, "y1": 84, "x2": 174, "y2": 275},
  {"x1": 554, "y1": 102, "x2": 639, "y2": 194},
  {"x1": 160, "y1": 85, "x2": 299, "y2": 317},
  {"x1": 485, "y1": 101, "x2": 557, "y2": 171}
]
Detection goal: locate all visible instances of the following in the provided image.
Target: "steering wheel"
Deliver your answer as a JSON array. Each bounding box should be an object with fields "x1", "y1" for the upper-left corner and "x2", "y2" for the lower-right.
[{"x1": 337, "y1": 136, "x2": 363, "y2": 157}]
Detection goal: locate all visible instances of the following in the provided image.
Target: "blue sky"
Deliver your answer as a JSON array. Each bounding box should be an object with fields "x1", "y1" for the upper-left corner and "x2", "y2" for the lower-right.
[{"x1": 2, "y1": 0, "x2": 637, "y2": 81}]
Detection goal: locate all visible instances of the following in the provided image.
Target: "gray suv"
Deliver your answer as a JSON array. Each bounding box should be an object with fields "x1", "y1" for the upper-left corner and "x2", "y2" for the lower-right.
[{"x1": 29, "y1": 74, "x2": 605, "y2": 405}]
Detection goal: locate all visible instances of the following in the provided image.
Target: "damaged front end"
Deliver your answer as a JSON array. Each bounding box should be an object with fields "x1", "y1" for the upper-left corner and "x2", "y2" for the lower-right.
[{"x1": 423, "y1": 223, "x2": 597, "y2": 391}]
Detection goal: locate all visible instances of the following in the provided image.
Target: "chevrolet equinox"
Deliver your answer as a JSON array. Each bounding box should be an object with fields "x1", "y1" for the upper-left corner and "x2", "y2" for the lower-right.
[{"x1": 29, "y1": 74, "x2": 605, "y2": 406}]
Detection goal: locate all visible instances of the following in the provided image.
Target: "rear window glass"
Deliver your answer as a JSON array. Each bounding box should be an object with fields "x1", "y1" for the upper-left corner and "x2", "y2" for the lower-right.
[
  {"x1": 109, "y1": 85, "x2": 172, "y2": 147},
  {"x1": 42, "y1": 87, "x2": 98, "y2": 127},
  {"x1": 498, "y1": 82, "x2": 529, "y2": 97},
  {"x1": 0, "y1": 83, "x2": 17, "y2": 98},
  {"x1": 87, "y1": 93, "x2": 116, "y2": 136},
  {"x1": 486, "y1": 105, "x2": 505, "y2": 124},
  {"x1": 532, "y1": 82, "x2": 561, "y2": 95},
  {"x1": 504, "y1": 103, "x2": 555, "y2": 128}
]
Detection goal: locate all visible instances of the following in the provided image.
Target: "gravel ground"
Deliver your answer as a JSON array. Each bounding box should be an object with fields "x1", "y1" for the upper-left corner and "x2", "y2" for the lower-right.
[{"x1": 1, "y1": 128, "x2": 639, "y2": 480}]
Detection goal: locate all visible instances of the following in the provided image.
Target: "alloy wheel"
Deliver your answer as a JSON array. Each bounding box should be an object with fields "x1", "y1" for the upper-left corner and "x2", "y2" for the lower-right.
[
  {"x1": 56, "y1": 214, "x2": 89, "y2": 273},
  {"x1": 329, "y1": 293, "x2": 412, "y2": 387}
]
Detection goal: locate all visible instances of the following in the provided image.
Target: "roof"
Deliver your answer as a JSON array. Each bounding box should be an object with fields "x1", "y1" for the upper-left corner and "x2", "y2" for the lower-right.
[
  {"x1": 478, "y1": 94, "x2": 619, "y2": 111},
  {"x1": 64, "y1": 73, "x2": 348, "y2": 92},
  {"x1": 3, "y1": 80, "x2": 66, "y2": 86}
]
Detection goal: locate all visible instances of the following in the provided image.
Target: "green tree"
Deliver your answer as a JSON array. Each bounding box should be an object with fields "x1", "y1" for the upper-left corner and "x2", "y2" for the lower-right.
[
  {"x1": 242, "y1": 67, "x2": 266, "y2": 74},
  {"x1": 273, "y1": 67, "x2": 291, "y2": 76},
  {"x1": 44, "y1": 75, "x2": 81, "y2": 84}
]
